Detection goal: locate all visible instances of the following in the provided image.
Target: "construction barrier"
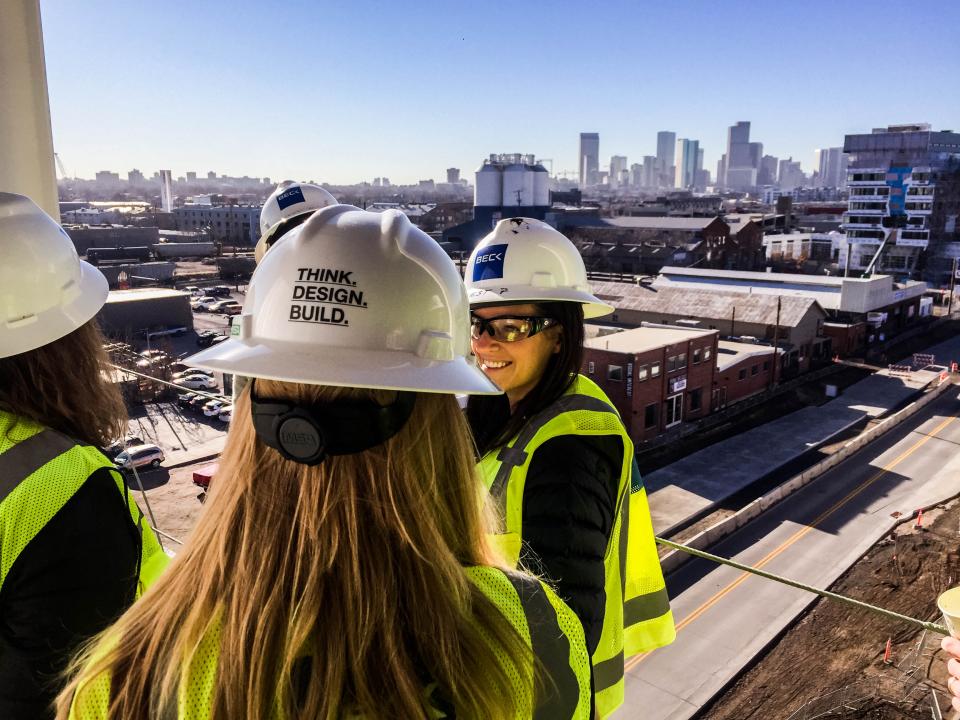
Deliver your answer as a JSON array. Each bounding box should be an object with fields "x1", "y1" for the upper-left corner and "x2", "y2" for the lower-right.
[{"x1": 659, "y1": 377, "x2": 955, "y2": 575}]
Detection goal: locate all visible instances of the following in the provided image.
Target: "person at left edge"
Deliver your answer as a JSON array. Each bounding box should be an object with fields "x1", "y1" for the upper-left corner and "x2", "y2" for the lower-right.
[{"x1": 0, "y1": 193, "x2": 168, "y2": 719}]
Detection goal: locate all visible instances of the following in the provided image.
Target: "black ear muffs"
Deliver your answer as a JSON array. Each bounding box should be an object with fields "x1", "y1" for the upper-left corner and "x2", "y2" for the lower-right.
[{"x1": 249, "y1": 381, "x2": 416, "y2": 466}]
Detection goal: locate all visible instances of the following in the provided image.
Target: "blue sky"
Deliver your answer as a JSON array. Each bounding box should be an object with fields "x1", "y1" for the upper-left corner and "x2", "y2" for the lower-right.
[{"x1": 41, "y1": 0, "x2": 960, "y2": 185}]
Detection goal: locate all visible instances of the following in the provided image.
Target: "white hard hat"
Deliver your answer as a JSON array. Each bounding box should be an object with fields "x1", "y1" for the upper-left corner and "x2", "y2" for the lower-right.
[
  {"x1": 0, "y1": 193, "x2": 108, "y2": 359},
  {"x1": 256, "y1": 181, "x2": 337, "y2": 262},
  {"x1": 187, "y1": 205, "x2": 500, "y2": 395},
  {"x1": 465, "y1": 217, "x2": 613, "y2": 318}
]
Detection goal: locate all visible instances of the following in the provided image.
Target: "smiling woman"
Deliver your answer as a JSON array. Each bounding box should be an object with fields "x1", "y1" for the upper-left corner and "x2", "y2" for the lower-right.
[{"x1": 465, "y1": 218, "x2": 676, "y2": 719}]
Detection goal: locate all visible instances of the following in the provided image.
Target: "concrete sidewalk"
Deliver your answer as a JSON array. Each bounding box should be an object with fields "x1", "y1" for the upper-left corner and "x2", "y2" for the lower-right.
[{"x1": 646, "y1": 332, "x2": 960, "y2": 536}]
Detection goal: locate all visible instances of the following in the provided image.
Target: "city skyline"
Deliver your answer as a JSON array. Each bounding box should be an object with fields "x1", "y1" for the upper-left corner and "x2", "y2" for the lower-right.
[{"x1": 41, "y1": 0, "x2": 960, "y2": 184}]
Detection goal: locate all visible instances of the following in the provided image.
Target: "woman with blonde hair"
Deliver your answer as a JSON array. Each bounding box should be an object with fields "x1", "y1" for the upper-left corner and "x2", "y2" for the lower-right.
[
  {"x1": 0, "y1": 193, "x2": 166, "y2": 719},
  {"x1": 58, "y1": 205, "x2": 591, "y2": 719}
]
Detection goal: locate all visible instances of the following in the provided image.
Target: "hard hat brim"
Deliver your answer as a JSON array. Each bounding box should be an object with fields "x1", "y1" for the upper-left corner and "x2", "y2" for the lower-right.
[
  {"x1": 1, "y1": 259, "x2": 108, "y2": 359},
  {"x1": 185, "y1": 338, "x2": 502, "y2": 395},
  {"x1": 467, "y1": 286, "x2": 614, "y2": 319}
]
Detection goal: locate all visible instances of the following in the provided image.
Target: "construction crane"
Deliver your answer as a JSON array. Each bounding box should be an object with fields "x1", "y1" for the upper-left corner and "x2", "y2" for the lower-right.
[{"x1": 54, "y1": 152, "x2": 68, "y2": 180}]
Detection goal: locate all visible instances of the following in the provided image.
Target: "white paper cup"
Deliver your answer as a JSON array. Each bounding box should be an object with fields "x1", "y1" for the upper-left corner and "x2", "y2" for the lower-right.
[{"x1": 938, "y1": 587, "x2": 960, "y2": 637}]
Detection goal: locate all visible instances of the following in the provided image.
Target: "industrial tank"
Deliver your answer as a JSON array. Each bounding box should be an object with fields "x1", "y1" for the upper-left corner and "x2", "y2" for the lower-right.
[
  {"x1": 475, "y1": 159, "x2": 502, "y2": 207},
  {"x1": 502, "y1": 159, "x2": 534, "y2": 207},
  {"x1": 532, "y1": 163, "x2": 550, "y2": 207}
]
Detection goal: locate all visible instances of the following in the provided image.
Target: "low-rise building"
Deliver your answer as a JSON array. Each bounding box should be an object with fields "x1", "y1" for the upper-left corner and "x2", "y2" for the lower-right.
[
  {"x1": 174, "y1": 205, "x2": 261, "y2": 245},
  {"x1": 583, "y1": 324, "x2": 718, "y2": 442}
]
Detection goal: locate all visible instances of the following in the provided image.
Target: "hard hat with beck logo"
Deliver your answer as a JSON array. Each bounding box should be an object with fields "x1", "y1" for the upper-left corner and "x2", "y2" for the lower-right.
[
  {"x1": 256, "y1": 181, "x2": 338, "y2": 263},
  {"x1": 464, "y1": 217, "x2": 613, "y2": 318}
]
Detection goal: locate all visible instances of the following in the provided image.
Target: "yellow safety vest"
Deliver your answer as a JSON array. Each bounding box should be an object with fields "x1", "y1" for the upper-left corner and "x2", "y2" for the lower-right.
[
  {"x1": 478, "y1": 375, "x2": 676, "y2": 718},
  {"x1": 67, "y1": 566, "x2": 592, "y2": 719},
  {"x1": 0, "y1": 411, "x2": 169, "y2": 598}
]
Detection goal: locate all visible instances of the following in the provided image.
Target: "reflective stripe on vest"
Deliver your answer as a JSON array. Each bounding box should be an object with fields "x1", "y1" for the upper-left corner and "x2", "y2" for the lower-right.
[
  {"x1": 0, "y1": 413, "x2": 168, "y2": 596},
  {"x1": 478, "y1": 375, "x2": 675, "y2": 718}
]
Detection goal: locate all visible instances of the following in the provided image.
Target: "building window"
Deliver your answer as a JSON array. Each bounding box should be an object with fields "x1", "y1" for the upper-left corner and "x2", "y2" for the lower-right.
[
  {"x1": 704, "y1": 347, "x2": 712, "y2": 361},
  {"x1": 678, "y1": 353, "x2": 687, "y2": 369},
  {"x1": 667, "y1": 355, "x2": 677, "y2": 372},
  {"x1": 644, "y1": 403, "x2": 658, "y2": 429},
  {"x1": 689, "y1": 388, "x2": 702, "y2": 412},
  {"x1": 587, "y1": 361, "x2": 595, "y2": 375},
  {"x1": 738, "y1": 369, "x2": 747, "y2": 381},
  {"x1": 763, "y1": 360, "x2": 770, "y2": 371},
  {"x1": 638, "y1": 364, "x2": 649, "y2": 381},
  {"x1": 651, "y1": 362, "x2": 661, "y2": 378},
  {"x1": 751, "y1": 364, "x2": 759, "y2": 376},
  {"x1": 693, "y1": 348, "x2": 702, "y2": 364},
  {"x1": 608, "y1": 365, "x2": 623, "y2": 382}
]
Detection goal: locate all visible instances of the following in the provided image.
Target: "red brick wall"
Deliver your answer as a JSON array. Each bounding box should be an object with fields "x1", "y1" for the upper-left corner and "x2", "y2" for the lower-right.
[
  {"x1": 823, "y1": 323, "x2": 866, "y2": 357},
  {"x1": 716, "y1": 353, "x2": 776, "y2": 406},
  {"x1": 582, "y1": 331, "x2": 718, "y2": 444}
]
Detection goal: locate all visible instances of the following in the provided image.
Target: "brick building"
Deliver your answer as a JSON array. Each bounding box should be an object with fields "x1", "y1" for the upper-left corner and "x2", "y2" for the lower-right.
[{"x1": 583, "y1": 325, "x2": 718, "y2": 443}]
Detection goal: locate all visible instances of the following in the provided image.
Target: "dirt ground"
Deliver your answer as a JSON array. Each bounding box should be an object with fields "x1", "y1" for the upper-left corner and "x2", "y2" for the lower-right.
[{"x1": 701, "y1": 499, "x2": 960, "y2": 719}]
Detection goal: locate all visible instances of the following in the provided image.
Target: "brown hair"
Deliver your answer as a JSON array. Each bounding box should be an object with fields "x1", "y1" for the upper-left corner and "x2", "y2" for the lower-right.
[
  {"x1": 467, "y1": 301, "x2": 585, "y2": 456},
  {"x1": 57, "y1": 381, "x2": 532, "y2": 719},
  {"x1": 0, "y1": 321, "x2": 126, "y2": 448}
]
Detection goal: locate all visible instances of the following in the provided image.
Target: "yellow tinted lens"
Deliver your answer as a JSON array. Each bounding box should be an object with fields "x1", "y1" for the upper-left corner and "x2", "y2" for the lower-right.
[{"x1": 493, "y1": 319, "x2": 531, "y2": 342}]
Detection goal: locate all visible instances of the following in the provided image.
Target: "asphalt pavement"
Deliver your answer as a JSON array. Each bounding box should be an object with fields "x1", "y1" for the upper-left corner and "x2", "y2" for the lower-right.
[{"x1": 618, "y1": 386, "x2": 960, "y2": 719}]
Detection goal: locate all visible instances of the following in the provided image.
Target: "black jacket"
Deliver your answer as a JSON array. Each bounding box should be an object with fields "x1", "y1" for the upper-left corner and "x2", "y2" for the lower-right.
[
  {"x1": 520, "y1": 433, "x2": 622, "y2": 655},
  {"x1": 0, "y1": 467, "x2": 140, "y2": 720}
]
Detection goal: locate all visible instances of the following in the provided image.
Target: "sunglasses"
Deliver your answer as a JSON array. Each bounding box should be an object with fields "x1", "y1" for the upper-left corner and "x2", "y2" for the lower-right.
[{"x1": 470, "y1": 315, "x2": 559, "y2": 343}]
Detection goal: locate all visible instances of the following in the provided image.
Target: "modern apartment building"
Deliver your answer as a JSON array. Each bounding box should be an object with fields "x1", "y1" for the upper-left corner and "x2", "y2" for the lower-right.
[{"x1": 842, "y1": 123, "x2": 960, "y2": 283}]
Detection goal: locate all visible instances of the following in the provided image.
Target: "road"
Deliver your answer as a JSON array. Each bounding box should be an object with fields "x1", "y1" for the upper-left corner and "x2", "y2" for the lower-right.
[{"x1": 618, "y1": 386, "x2": 960, "y2": 719}]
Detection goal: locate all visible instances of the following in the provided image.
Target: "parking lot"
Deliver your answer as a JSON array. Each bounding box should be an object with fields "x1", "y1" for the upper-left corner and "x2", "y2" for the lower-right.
[{"x1": 115, "y1": 281, "x2": 251, "y2": 550}]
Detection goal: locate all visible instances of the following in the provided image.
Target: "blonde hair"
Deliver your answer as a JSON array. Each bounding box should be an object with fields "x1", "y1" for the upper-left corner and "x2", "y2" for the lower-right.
[
  {"x1": 57, "y1": 380, "x2": 531, "y2": 719},
  {"x1": 0, "y1": 321, "x2": 126, "y2": 447}
]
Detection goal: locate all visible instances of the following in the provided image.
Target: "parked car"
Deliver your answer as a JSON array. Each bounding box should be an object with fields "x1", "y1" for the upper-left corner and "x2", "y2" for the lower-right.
[
  {"x1": 145, "y1": 326, "x2": 187, "y2": 341},
  {"x1": 103, "y1": 435, "x2": 145, "y2": 459},
  {"x1": 223, "y1": 304, "x2": 243, "y2": 316},
  {"x1": 210, "y1": 334, "x2": 229, "y2": 346},
  {"x1": 192, "y1": 462, "x2": 218, "y2": 490},
  {"x1": 203, "y1": 399, "x2": 227, "y2": 417},
  {"x1": 209, "y1": 286, "x2": 232, "y2": 297},
  {"x1": 177, "y1": 392, "x2": 198, "y2": 408},
  {"x1": 172, "y1": 368, "x2": 213, "y2": 380},
  {"x1": 182, "y1": 285, "x2": 200, "y2": 295},
  {"x1": 196, "y1": 330, "x2": 226, "y2": 348},
  {"x1": 140, "y1": 349, "x2": 167, "y2": 359},
  {"x1": 218, "y1": 406, "x2": 233, "y2": 423},
  {"x1": 209, "y1": 300, "x2": 242, "y2": 314},
  {"x1": 114, "y1": 444, "x2": 165, "y2": 470},
  {"x1": 174, "y1": 375, "x2": 218, "y2": 390},
  {"x1": 192, "y1": 296, "x2": 219, "y2": 312},
  {"x1": 188, "y1": 395, "x2": 209, "y2": 410}
]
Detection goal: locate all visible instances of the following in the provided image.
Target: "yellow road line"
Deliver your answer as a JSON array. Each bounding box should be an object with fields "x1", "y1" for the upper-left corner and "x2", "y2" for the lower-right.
[{"x1": 625, "y1": 411, "x2": 958, "y2": 674}]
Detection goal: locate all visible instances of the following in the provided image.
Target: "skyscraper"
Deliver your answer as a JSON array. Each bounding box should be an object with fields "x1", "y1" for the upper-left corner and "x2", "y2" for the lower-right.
[
  {"x1": 814, "y1": 148, "x2": 848, "y2": 189},
  {"x1": 656, "y1": 131, "x2": 676, "y2": 187},
  {"x1": 674, "y1": 138, "x2": 699, "y2": 189},
  {"x1": 610, "y1": 155, "x2": 628, "y2": 188},
  {"x1": 579, "y1": 133, "x2": 600, "y2": 187},
  {"x1": 446, "y1": 167, "x2": 461, "y2": 184},
  {"x1": 724, "y1": 121, "x2": 762, "y2": 191}
]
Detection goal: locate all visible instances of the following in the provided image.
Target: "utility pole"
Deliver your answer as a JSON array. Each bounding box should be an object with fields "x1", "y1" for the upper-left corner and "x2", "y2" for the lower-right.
[
  {"x1": 770, "y1": 296, "x2": 782, "y2": 388},
  {"x1": 949, "y1": 257, "x2": 957, "y2": 317},
  {"x1": 730, "y1": 305, "x2": 736, "y2": 336}
]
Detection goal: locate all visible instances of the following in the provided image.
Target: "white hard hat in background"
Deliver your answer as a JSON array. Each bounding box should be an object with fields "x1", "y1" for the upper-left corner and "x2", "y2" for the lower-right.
[
  {"x1": 188, "y1": 205, "x2": 500, "y2": 395},
  {"x1": 464, "y1": 217, "x2": 613, "y2": 319},
  {"x1": 255, "y1": 181, "x2": 337, "y2": 263},
  {"x1": 0, "y1": 193, "x2": 108, "y2": 359}
]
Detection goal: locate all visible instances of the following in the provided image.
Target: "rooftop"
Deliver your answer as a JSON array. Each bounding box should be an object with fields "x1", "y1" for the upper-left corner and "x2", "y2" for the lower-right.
[
  {"x1": 583, "y1": 323, "x2": 715, "y2": 354},
  {"x1": 716, "y1": 339, "x2": 783, "y2": 372},
  {"x1": 604, "y1": 216, "x2": 723, "y2": 231},
  {"x1": 590, "y1": 281, "x2": 823, "y2": 327},
  {"x1": 106, "y1": 288, "x2": 189, "y2": 303}
]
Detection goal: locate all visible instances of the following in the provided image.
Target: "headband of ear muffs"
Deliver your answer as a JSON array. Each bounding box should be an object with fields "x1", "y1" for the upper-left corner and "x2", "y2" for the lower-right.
[
  {"x1": 249, "y1": 381, "x2": 417, "y2": 466},
  {"x1": 262, "y1": 211, "x2": 314, "y2": 255}
]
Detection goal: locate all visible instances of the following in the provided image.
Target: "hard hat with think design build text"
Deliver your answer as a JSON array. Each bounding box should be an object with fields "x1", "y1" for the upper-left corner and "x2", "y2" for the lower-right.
[
  {"x1": 188, "y1": 205, "x2": 500, "y2": 395},
  {"x1": 465, "y1": 217, "x2": 613, "y2": 318},
  {"x1": 0, "y1": 193, "x2": 109, "y2": 358}
]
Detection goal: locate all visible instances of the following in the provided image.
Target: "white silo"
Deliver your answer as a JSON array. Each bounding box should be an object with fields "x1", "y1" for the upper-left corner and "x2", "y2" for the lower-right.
[
  {"x1": 474, "y1": 160, "x2": 502, "y2": 207},
  {"x1": 502, "y1": 159, "x2": 527, "y2": 207},
  {"x1": 532, "y1": 163, "x2": 550, "y2": 207}
]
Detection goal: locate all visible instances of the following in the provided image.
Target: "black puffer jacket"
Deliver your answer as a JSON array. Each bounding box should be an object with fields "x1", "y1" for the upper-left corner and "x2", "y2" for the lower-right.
[{"x1": 520, "y1": 433, "x2": 622, "y2": 655}]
